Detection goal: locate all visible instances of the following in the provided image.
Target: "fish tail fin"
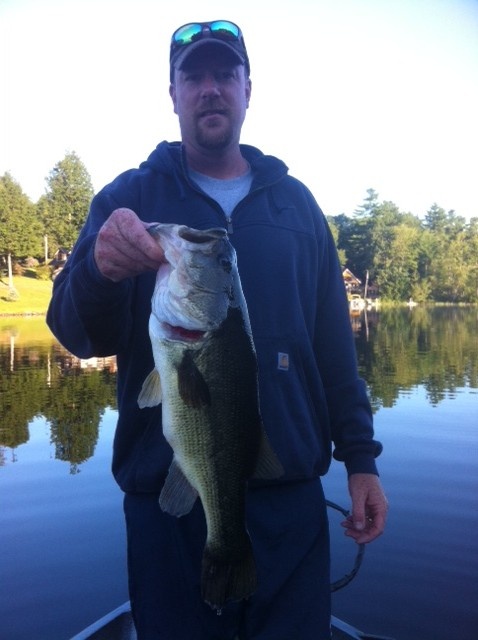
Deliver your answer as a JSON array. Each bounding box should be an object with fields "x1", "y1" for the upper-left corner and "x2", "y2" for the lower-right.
[{"x1": 201, "y1": 536, "x2": 257, "y2": 611}]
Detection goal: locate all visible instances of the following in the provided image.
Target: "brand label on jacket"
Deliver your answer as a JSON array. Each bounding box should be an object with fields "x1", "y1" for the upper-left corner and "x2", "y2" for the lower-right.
[{"x1": 277, "y1": 352, "x2": 289, "y2": 371}]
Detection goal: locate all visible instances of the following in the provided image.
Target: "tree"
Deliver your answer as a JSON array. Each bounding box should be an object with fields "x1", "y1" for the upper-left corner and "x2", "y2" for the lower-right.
[
  {"x1": 41, "y1": 151, "x2": 94, "y2": 253},
  {"x1": 424, "y1": 203, "x2": 448, "y2": 234},
  {"x1": 326, "y1": 216, "x2": 346, "y2": 265},
  {"x1": 431, "y1": 230, "x2": 477, "y2": 302},
  {"x1": 354, "y1": 187, "x2": 379, "y2": 217},
  {"x1": 374, "y1": 223, "x2": 421, "y2": 300},
  {"x1": 335, "y1": 213, "x2": 374, "y2": 280},
  {"x1": 464, "y1": 218, "x2": 478, "y2": 301},
  {"x1": 424, "y1": 207, "x2": 476, "y2": 302},
  {"x1": 0, "y1": 173, "x2": 43, "y2": 295},
  {"x1": 335, "y1": 189, "x2": 379, "y2": 279}
]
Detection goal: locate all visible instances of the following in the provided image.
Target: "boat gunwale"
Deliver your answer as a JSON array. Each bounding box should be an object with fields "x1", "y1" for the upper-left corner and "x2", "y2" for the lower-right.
[{"x1": 69, "y1": 601, "x2": 395, "y2": 640}]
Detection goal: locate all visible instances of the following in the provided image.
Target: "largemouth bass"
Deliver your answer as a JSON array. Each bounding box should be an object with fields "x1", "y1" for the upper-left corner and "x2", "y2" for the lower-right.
[{"x1": 138, "y1": 223, "x2": 283, "y2": 611}]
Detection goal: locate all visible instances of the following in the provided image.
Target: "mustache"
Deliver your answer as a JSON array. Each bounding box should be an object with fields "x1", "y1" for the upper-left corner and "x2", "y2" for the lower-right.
[{"x1": 197, "y1": 101, "x2": 229, "y2": 117}]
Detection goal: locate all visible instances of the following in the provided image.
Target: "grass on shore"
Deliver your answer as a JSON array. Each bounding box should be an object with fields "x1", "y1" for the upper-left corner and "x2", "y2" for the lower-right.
[{"x1": 0, "y1": 275, "x2": 53, "y2": 316}]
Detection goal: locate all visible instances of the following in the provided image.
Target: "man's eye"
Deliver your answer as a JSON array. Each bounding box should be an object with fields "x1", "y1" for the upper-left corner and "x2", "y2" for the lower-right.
[{"x1": 221, "y1": 71, "x2": 235, "y2": 79}]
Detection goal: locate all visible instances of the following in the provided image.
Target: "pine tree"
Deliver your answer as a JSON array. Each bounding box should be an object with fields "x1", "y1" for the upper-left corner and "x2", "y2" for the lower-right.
[{"x1": 41, "y1": 151, "x2": 94, "y2": 252}]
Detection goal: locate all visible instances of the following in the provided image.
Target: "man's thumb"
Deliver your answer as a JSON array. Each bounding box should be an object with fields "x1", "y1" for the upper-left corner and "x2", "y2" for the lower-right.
[{"x1": 352, "y1": 507, "x2": 366, "y2": 531}]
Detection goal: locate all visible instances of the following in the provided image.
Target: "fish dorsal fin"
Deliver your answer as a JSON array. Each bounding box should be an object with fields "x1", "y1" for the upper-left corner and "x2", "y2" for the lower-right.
[
  {"x1": 177, "y1": 350, "x2": 211, "y2": 408},
  {"x1": 159, "y1": 458, "x2": 199, "y2": 517},
  {"x1": 252, "y1": 430, "x2": 284, "y2": 480},
  {"x1": 138, "y1": 369, "x2": 162, "y2": 408}
]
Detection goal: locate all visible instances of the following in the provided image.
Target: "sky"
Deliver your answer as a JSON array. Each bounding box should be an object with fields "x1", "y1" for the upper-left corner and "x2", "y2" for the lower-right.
[{"x1": 1, "y1": 0, "x2": 477, "y2": 220}]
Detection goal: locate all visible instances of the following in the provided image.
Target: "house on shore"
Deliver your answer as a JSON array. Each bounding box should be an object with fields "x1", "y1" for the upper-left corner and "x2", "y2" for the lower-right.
[{"x1": 342, "y1": 268, "x2": 380, "y2": 311}]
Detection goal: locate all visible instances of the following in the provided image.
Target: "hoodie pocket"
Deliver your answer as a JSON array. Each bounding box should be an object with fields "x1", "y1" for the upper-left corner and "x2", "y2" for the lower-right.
[{"x1": 253, "y1": 334, "x2": 331, "y2": 480}]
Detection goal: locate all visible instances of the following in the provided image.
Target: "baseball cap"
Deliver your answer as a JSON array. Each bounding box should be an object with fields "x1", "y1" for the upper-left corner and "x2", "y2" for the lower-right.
[{"x1": 170, "y1": 20, "x2": 250, "y2": 81}]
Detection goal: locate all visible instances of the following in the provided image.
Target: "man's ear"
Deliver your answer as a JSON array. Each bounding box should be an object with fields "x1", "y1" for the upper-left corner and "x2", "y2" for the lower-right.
[
  {"x1": 245, "y1": 78, "x2": 252, "y2": 109},
  {"x1": 169, "y1": 83, "x2": 178, "y2": 115}
]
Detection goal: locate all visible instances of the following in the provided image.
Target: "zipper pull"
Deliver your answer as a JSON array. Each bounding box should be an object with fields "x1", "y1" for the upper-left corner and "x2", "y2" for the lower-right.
[{"x1": 226, "y1": 216, "x2": 233, "y2": 234}]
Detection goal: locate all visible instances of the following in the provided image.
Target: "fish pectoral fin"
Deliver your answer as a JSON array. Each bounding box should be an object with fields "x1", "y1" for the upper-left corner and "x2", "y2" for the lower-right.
[
  {"x1": 252, "y1": 430, "x2": 284, "y2": 480},
  {"x1": 177, "y1": 351, "x2": 211, "y2": 408},
  {"x1": 138, "y1": 369, "x2": 162, "y2": 408},
  {"x1": 159, "y1": 459, "x2": 199, "y2": 517}
]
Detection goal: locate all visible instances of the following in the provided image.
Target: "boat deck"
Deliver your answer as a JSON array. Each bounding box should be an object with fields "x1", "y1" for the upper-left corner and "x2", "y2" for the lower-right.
[{"x1": 70, "y1": 602, "x2": 394, "y2": 640}]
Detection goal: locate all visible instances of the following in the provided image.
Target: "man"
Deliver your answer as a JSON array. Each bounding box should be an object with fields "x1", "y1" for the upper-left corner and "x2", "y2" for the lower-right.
[{"x1": 47, "y1": 20, "x2": 387, "y2": 640}]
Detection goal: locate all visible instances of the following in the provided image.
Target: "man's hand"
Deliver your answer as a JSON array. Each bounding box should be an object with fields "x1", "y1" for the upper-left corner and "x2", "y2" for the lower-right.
[
  {"x1": 342, "y1": 473, "x2": 388, "y2": 544},
  {"x1": 94, "y1": 208, "x2": 165, "y2": 282}
]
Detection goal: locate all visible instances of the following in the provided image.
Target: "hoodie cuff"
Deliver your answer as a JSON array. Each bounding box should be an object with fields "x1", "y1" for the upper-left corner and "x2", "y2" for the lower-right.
[{"x1": 344, "y1": 453, "x2": 379, "y2": 477}]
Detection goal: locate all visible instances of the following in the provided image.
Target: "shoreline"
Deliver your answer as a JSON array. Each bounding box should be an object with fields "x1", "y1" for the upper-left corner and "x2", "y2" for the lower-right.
[{"x1": 0, "y1": 312, "x2": 47, "y2": 318}]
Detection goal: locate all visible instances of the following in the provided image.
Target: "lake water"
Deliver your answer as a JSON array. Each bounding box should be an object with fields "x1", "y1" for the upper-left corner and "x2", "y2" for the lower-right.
[{"x1": 1, "y1": 307, "x2": 477, "y2": 640}]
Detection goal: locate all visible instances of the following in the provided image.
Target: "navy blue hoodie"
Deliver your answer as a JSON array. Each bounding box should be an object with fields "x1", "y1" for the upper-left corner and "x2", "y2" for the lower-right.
[{"x1": 47, "y1": 141, "x2": 382, "y2": 492}]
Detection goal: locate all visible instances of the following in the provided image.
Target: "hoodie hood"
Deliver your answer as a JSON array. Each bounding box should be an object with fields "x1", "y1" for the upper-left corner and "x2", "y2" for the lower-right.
[{"x1": 138, "y1": 141, "x2": 289, "y2": 191}]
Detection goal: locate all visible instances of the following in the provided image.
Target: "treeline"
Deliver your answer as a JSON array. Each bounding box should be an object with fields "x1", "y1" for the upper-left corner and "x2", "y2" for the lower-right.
[
  {"x1": 327, "y1": 189, "x2": 478, "y2": 303},
  {"x1": 1, "y1": 156, "x2": 477, "y2": 302}
]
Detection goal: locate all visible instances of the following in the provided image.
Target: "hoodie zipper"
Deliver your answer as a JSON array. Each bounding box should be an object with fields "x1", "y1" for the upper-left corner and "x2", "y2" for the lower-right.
[
  {"x1": 224, "y1": 184, "x2": 269, "y2": 234},
  {"x1": 225, "y1": 215, "x2": 233, "y2": 234},
  {"x1": 183, "y1": 168, "x2": 236, "y2": 234},
  {"x1": 224, "y1": 188, "x2": 258, "y2": 234}
]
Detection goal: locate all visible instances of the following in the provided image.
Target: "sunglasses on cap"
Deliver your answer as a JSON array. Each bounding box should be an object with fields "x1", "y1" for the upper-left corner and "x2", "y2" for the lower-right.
[{"x1": 171, "y1": 20, "x2": 243, "y2": 48}]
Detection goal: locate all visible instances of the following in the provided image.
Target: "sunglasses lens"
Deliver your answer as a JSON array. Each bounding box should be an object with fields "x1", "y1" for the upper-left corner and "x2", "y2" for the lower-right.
[
  {"x1": 209, "y1": 21, "x2": 240, "y2": 40},
  {"x1": 173, "y1": 23, "x2": 202, "y2": 46}
]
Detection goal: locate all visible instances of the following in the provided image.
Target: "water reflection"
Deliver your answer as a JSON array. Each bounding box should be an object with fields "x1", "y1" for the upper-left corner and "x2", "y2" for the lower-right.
[
  {"x1": 1, "y1": 306, "x2": 477, "y2": 470},
  {"x1": 352, "y1": 306, "x2": 478, "y2": 409},
  {"x1": 0, "y1": 319, "x2": 117, "y2": 472}
]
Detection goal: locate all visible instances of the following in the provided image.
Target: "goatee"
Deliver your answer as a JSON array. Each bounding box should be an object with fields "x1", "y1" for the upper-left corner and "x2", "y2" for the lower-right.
[{"x1": 196, "y1": 126, "x2": 234, "y2": 150}]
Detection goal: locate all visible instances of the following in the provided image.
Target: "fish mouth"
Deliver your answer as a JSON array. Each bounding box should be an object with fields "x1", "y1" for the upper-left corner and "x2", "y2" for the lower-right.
[{"x1": 162, "y1": 322, "x2": 206, "y2": 343}]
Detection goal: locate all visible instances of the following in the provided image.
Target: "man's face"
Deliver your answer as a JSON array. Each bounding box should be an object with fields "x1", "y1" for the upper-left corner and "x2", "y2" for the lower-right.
[{"x1": 170, "y1": 48, "x2": 251, "y2": 153}]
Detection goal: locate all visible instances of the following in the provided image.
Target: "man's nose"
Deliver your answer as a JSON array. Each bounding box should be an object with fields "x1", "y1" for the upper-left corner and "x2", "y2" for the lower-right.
[{"x1": 200, "y1": 75, "x2": 221, "y2": 97}]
